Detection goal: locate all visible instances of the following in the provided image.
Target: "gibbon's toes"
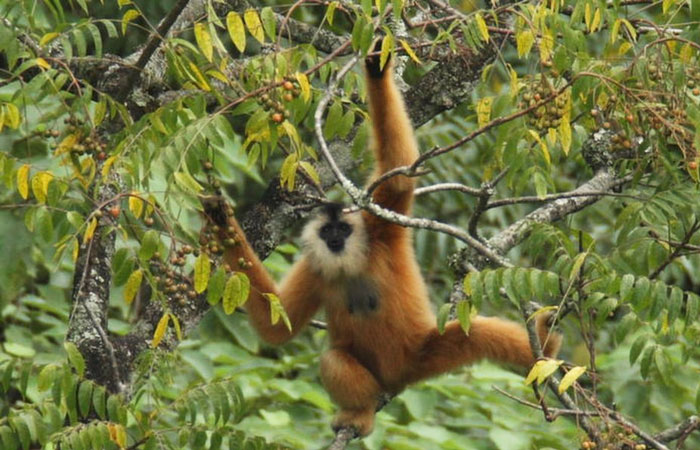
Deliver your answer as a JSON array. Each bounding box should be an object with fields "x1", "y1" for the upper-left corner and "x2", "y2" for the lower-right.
[
  {"x1": 365, "y1": 38, "x2": 389, "y2": 79},
  {"x1": 331, "y1": 408, "x2": 375, "y2": 437},
  {"x1": 536, "y1": 313, "x2": 562, "y2": 358}
]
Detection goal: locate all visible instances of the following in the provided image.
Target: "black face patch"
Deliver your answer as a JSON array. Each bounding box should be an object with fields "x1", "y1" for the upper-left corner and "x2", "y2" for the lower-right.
[
  {"x1": 319, "y1": 220, "x2": 352, "y2": 253},
  {"x1": 345, "y1": 277, "x2": 379, "y2": 315}
]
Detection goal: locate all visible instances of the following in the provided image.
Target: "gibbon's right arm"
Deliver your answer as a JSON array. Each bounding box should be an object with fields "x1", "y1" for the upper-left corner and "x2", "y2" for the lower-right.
[
  {"x1": 364, "y1": 49, "x2": 420, "y2": 218},
  {"x1": 220, "y1": 216, "x2": 323, "y2": 345}
]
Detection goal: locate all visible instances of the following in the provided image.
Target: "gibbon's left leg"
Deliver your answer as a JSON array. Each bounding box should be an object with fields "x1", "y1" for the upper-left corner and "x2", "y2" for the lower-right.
[
  {"x1": 403, "y1": 315, "x2": 561, "y2": 385},
  {"x1": 320, "y1": 348, "x2": 382, "y2": 436}
]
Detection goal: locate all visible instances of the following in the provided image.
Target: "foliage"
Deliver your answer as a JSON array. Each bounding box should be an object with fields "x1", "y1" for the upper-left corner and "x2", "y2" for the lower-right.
[{"x1": 1, "y1": 0, "x2": 700, "y2": 448}]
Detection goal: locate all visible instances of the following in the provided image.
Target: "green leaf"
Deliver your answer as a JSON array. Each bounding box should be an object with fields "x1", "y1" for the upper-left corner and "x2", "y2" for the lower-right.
[
  {"x1": 194, "y1": 253, "x2": 211, "y2": 293},
  {"x1": 207, "y1": 267, "x2": 226, "y2": 305},
  {"x1": 64, "y1": 342, "x2": 85, "y2": 377},
  {"x1": 436, "y1": 303, "x2": 451, "y2": 334},
  {"x1": 260, "y1": 7, "x2": 276, "y2": 41},
  {"x1": 264, "y1": 293, "x2": 291, "y2": 331},
  {"x1": 78, "y1": 381, "x2": 93, "y2": 417},
  {"x1": 655, "y1": 348, "x2": 672, "y2": 385},
  {"x1": 619, "y1": 273, "x2": 634, "y2": 303},
  {"x1": 139, "y1": 229, "x2": 159, "y2": 261},
  {"x1": 629, "y1": 334, "x2": 648, "y2": 365},
  {"x1": 222, "y1": 272, "x2": 250, "y2": 314},
  {"x1": 568, "y1": 252, "x2": 588, "y2": 283},
  {"x1": 3, "y1": 343, "x2": 35, "y2": 359},
  {"x1": 174, "y1": 171, "x2": 203, "y2": 193},
  {"x1": 124, "y1": 269, "x2": 143, "y2": 305},
  {"x1": 456, "y1": 301, "x2": 472, "y2": 334}
]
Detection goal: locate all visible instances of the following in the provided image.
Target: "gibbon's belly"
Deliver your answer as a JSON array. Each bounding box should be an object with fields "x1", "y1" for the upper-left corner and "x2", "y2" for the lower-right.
[{"x1": 323, "y1": 282, "x2": 432, "y2": 388}]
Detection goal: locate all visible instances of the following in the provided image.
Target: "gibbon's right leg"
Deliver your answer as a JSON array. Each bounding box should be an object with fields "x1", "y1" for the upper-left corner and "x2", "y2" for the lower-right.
[
  {"x1": 320, "y1": 348, "x2": 383, "y2": 436},
  {"x1": 403, "y1": 315, "x2": 561, "y2": 385}
]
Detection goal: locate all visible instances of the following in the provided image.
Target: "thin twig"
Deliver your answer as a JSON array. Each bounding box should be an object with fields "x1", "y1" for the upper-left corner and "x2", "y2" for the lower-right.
[
  {"x1": 492, "y1": 386, "x2": 600, "y2": 419},
  {"x1": 120, "y1": 0, "x2": 191, "y2": 100}
]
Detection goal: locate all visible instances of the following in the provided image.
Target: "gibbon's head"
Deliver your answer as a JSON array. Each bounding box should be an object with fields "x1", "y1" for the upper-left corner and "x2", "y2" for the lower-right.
[{"x1": 301, "y1": 203, "x2": 368, "y2": 279}]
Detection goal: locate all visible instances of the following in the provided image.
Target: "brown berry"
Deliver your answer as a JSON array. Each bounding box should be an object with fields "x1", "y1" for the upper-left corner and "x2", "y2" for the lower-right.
[
  {"x1": 283, "y1": 93, "x2": 293, "y2": 102},
  {"x1": 689, "y1": 161, "x2": 698, "y2": 170},
  {"x1": 283, "y1": 80, "x2": 294, "y2": 91},
  {"x1": 109, "y1": 206, "x2": 121, "y2": 218},
  {"x1": 271, "y1": 113, "x2": 283, "y2": 123},
  {"x1": 144, "y1": 217, "x2": 154, "y2": 226}
]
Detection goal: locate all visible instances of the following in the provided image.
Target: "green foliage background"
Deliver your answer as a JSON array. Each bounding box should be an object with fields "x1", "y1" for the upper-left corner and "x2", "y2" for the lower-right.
[{"x1": 1, "y1": 0, "x2": 700, "y2": 449}]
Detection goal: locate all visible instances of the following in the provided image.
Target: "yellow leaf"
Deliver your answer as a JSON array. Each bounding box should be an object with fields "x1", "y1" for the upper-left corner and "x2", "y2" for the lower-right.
[
  {"x1": 72, "y1": 237, "x2": 80, "y2": 262},
  {"x1": 590, "y1": 8, "x2": 601, "y2": 33},
  {"x1": 121, "y1": 9, "x2": 140, "y2": 35},
  {"x1": 584, "y1": 3, "x2": 591, "y2": 31},
  {"x1": 559, "y1": 119, "x2": 572, "y2": 155},
  {"x1": 17, "y1": 164, "x2": 30, "y2": 199},
  {"x1": 188, "y1": 61, "x2": 211, "y2": 91},
  {"x1": 295, "y1": 72, "x2": 311, "y2": 102},
  {"x1": 474, "y1": 13, "x2": 489, "y2": 42},
  {"x1": 399, "y1": 39, "x2": 421, "y2": 65},
  {"x1": 35, "y1": 58, "x2": 51, "y2": 70},
  {"x1": 558, "y1": 366, "x2": 586, "y2": 393},
  {"x1": 528, "y1": 129, "x2": 550, "y2": 165},
  {"x1": 170, "y1": 313, "x2": 182, "y2": 341},
  {"x1": 380, "y1": 32, "x2": 394, "y2": 71},
  {"x1": 539, "y1": 28, "x2": 553, "y2": 63},
  {"x1": 152, "y1": 313, "x2": 170, "y2": 348},
  {"x1": 194, "y1": 22, "x2": 213, "y2": 62},
  {"x1": 509, "y1": 65, "x2": 519, "y2": 98},
  {"x1": 83, "y1": 217, "x2": 98, "y2": 243},
  {"x1": 128, "y1": 192, "x2": 143, "y2": 218},
  {"x1": 476, "y1": 97, "x2": 492, "y2": 128},
  {"x1": 264, "y1": 293, "x2": 291, "y2": 331},
  {"x1": 537, "y1": 359, "x2": 563, "y2": 384},
  {"x1": 610, "y1": 19, "x2": 621, "y2": 44},
  {"x1": 194, "y1": 253, "x2": 211, "y2": 294},
  {"x1": 39, "y1": 32, "x2": 60, "y2": 47},
  {"x1": 244, "y1": 9, "x2": 264, "y2": 44},
  {"x1": 525, "y1": 359, "x2": 545, "y2": 385},
  {"x1": 326, "y1": 1, "x2": 338, "y2": 26},
  {"x1": 31, "y1": 171, "x2": 53, "y2": 204},
  {"x1": 226, "y1": 12, "x2": 246, "y2": 52},
  {"x1": 3, "y1": 104, "x2": 20, "y2": 129},
  {"x1": 662, "y1": 0, "x2": 673, "y2": 14},
  {"x1": 620, "y1": 19, "x2": 637, "y2": 41},
  {"x1": 516, "y1": 30, "x2": 535, "y2": 58},
  {"x1": 124, "y1": 269, "x2": 143, "y2": 305},
  {"x1": 101, "y1": 155, "x2": 118, "y2": 177},
  {"x1": 618, "y1": 42, "x2": 633, "y2": 56},
  {"x1": 117, "y1": 0, "x2": 132, "y2": 6},
  {"x1": 679, "y1": 43, "x2": 693, "y2": 63},
  {"x1": 55, "y1": 133, "x2": 80, "y2": 156}
]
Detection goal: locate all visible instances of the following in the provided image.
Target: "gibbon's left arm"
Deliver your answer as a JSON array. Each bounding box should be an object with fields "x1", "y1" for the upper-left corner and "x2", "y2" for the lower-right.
[{"x1": 210, "y1": 210, "x2": 323, "y2": 345}]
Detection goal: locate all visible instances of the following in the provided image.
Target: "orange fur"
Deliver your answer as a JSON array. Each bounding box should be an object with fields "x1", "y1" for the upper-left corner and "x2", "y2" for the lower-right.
[{"x1": 222, "y1": 54, "x2": 561, "y2": 437}]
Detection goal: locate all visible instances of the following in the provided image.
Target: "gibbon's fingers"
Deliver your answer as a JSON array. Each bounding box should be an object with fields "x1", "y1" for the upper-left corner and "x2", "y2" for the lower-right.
[
  {"x1": 220, "y1": 215, "x2": 323, "y2": 345},
  {"x1": 321, "y1": 348, "x2": 382, "y2": 436},
  {"x1": 403, "y1": 316, "x2": 562, "y2": 385}
]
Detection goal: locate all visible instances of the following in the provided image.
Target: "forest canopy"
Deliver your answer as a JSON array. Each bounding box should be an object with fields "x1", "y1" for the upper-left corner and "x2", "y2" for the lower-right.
[{"x1": 0, "y1": 0, "x2": 699, "y2": 449}]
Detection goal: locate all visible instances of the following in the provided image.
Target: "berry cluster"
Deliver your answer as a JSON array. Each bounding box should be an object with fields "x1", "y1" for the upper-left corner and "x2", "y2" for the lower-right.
[{"x1": 259, "y1": 78, "x2": 300, "y2": 123}]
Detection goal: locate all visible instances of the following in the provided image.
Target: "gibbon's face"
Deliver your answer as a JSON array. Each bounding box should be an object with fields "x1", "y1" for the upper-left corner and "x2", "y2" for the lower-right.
[
  {"x1": 319, "y1": 220, "x2": 352, "y2": 253},
  {"x1": 301, "y1": 203, "x2": 368, "y2": 279}
]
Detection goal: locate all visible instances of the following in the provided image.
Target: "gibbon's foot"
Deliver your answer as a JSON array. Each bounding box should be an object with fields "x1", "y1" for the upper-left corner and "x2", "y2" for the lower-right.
[
  {"x1": 536, "y1": 313, "x2": 562, "y2": 358},
  {"x1": 365, "y1": 39, "x2": 389, "y2": 79},
  {"x1": 332, "y1": 408, "x2": 375, "y2": 437}
]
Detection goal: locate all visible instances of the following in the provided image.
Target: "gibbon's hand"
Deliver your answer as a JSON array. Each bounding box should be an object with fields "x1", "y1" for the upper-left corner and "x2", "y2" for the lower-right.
[{"x1": 365, "y1": 39, "x2": 389, "y2": 79}]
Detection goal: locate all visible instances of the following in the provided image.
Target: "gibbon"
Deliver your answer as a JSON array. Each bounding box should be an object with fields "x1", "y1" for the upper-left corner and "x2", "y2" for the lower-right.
[{"x1": 216, "y1": 50, "x2": 561, "y2": 437}]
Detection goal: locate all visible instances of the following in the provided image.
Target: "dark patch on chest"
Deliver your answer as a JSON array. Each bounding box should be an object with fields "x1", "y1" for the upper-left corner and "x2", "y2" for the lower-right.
[{"x1": 345, "y1": 277, "x2": 380, "y2": 315}]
